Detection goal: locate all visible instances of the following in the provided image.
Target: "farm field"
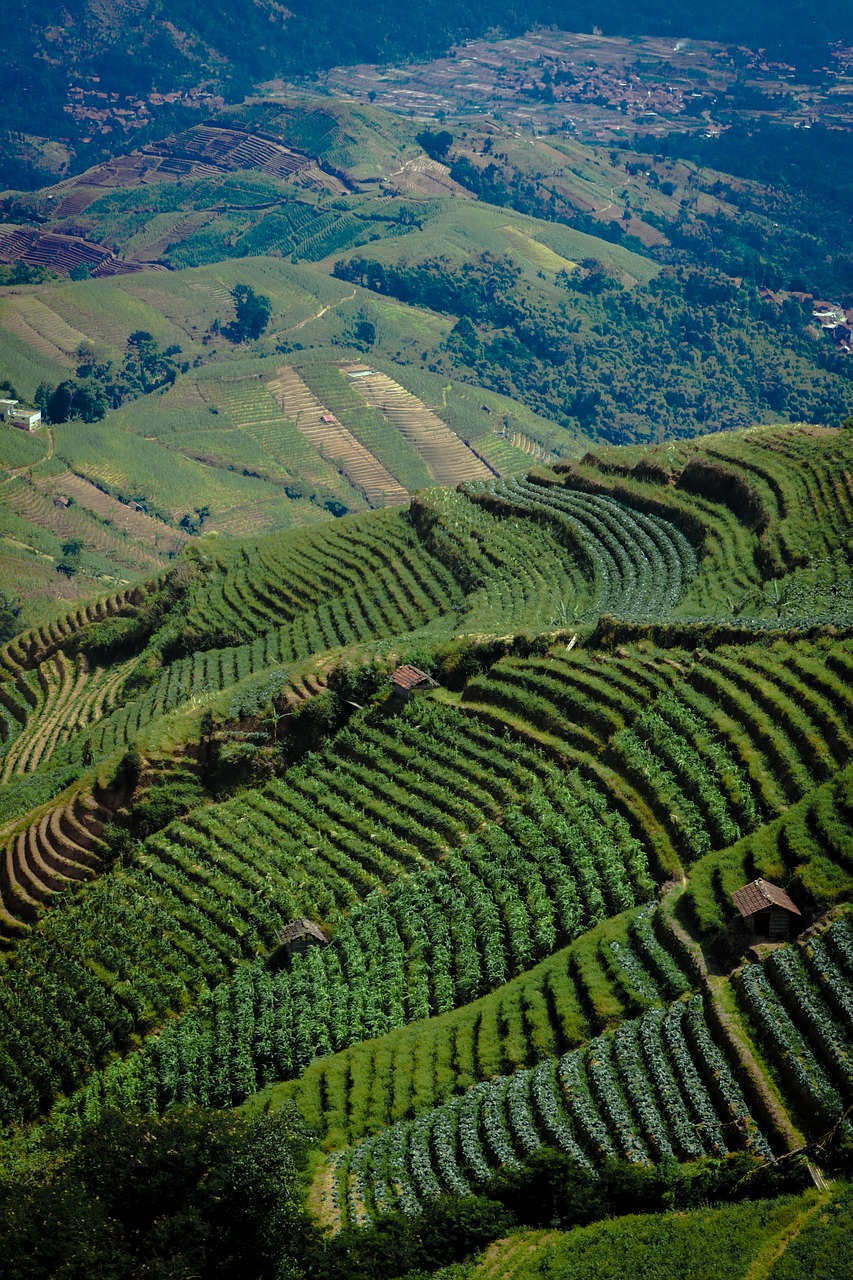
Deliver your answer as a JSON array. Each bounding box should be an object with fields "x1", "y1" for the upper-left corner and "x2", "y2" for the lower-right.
[
  {"x1": 455, "y1": 1187, "x2": 840, "y2": 1280},
  {"x1": 1, "y1": 80, "x2": 853, "y2": 1278},
  {"x1": 0, "y1": 412, "x2": 850, "y2": 1278}
]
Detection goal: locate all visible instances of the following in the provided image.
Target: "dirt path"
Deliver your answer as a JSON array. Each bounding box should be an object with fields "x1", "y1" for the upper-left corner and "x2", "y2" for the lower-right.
[
  {"x1": 0, "y1": 426, "x2": 53, "y2": 487},
  {"x1": 742, "y1": 1191, "x2": 830, "y2": 1280},
  {"x1": 284, "y1": 289, "x2": 356, "y2": 333}
]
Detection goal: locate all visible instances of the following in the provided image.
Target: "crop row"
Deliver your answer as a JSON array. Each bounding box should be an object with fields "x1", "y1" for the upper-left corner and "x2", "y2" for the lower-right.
[
  {"x1": 465, "y1": 475, "x2": 698, "y2": 621},
  {"x1": 412, "y1": 488, "x2": 597, "y2": 635},
  {"x1": 49, "y1": 519, "x2": 466, "y2": 765},
  {"x1": 324, "y1": 995, "x2": 772, "y2": 1228},
  {"x1": 1, "y1": 652, "x2": 127, "y2": 779},
  {"x1": 182, "y1": 507, "x2": 461, "y2": 646},
  {"x1": 0, "y1": 701, "x2": 558, "y2": 1120},
  {"x1": 56, "y1": 757, "x2": 666, "y2": 1123},
  {"x1": 270, "y1": 902, "x2": 694, "y2": 1148},
  {"x1": 461, "y1": 636, "x2": 852, "y2": 874},
  {"x1": 734, "y1": 924, "x2": 853, "y2": 1134},
  {"x1": 684, "y1": 764, "x2": 853, "y2": 936}
]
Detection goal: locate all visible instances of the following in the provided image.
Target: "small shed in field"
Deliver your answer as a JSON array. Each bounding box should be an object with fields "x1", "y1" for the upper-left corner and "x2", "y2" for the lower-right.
[
  {"x1": 732, "y1": 878, "x2": 801, "y2": 939},
  {"x1": 391, "y1": 664, "x2": 438, "y2": 701},
  {"x1": 270, "y1": 917, "x2": 329, "y2": 967}
]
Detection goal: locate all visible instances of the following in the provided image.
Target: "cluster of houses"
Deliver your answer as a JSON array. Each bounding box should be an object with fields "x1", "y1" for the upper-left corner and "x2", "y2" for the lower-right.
[
  {"x1": 759, "y1": 287, "x2": 853, "y2": 356},
  {"x1": 0, "y1": 398, "x2": 41, "y2": 431}
]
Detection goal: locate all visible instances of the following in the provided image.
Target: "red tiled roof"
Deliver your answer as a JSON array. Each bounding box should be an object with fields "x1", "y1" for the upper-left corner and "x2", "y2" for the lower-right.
[
  {"x1": 732, "y1": 878, "x2": 801, "y2": 918},
  {"x1": 391, "y1": 664, "x2": 437, "y2": 691}
]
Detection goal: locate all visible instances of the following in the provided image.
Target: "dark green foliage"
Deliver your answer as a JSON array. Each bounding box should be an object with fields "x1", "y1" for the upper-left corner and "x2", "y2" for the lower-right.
[
  {"x1": 676, "y1": 459, "x2": 767, "y2": 532},
  {"x1": 0, "y1": 1106, "x2": 317, "y2": 1280},
  {"x1": 485, "y1": 1149, "x2": 807, "y2": 1229},
  {"x1": 128, "y1": 775, "x2": 208, "y2": 838},
  {"x1": 0, "y1": 590, "x2": 21, "y2": 642},
  {"x1": 228, "y1": 285, "x2": 272, "y2": 342},
  {"x1": 416, "y1": 129, "x2": 454, "y2": 160},
  {"x1": 115, "y1": 742, "x2": 141, "y2": 791},
  {"x1": 37, "y1": 380, "x2": 107, "y2": 425},
  {"x1": 56, "y1": 540, "x2": 83, "y2": 578},
  {"x1": 334, "y1": 253, "x2": 851, "y2": 441},
  {"x1": 317, "y1": 1195, "x2": 514, "y2": 1280},
  {"x1": 632, "y1": 123, "x2": 853, "y2": 299}
]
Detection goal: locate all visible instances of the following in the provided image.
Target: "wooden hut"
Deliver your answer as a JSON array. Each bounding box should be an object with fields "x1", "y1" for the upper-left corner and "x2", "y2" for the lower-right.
[
  {"x1": 269, "y1": 917, "x2": 329, "y2": 968},
  {"x1": 731, "y1": 878, "x2": 801, "y2": 940},
  {"x1": 390, "y1": 664, "x2": 438, "y2": 702}
]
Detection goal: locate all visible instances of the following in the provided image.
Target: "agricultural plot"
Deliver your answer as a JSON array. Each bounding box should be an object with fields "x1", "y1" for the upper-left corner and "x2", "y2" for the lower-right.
[
  {"x1": 462, "y1": 637, "x2": 853, "y2": 871},
  {"x1": 41, "y1": 472, "x2": 182, "y2": 557},
  {"x1": 735, "y1": 919, "x2": 853, "y2": 1136},
  {"x1": 682, "y1": 763, "x2": 853, "y2": 937},
  {"x1": 332, "y1": 199, "x2": 657, "y2": 290},
  {"x1": 0, "y1": 701, "x2": 555, "y2": 1120},
  {"x1": 273, "y1": 902, "x2": 693, "y2": 1146},
  {"x1": 472, "y1": 434, "x2": 543, "y2": 476},
  {"x1": 0, "y1": 227, "x2": 113, "y2": 279},
  {"x1": 179, "y1": 506, "x2": 463, "y2": 648},
  {"x1": 51, "y1": 420, "x2": 320, "y2": 534},
  {"x1": 268, "y1": 367, "x2": 409, "y2": 507},
  {"x1": 0, "y1": 785, "x2": 111, "y2": 943},
  {"x1": 321, "y1": 992, "x2": 771, "y2": 1228},
  {"x1": 0, "y1": 546, "x2": 89, "y2": 633},
  {"x1": 0, "y1": 419, "x2": 850, "y2": 1256},
  {"x1": 462, "y1": 1192, "x2": 832, "y2": 1280},
  {"x1": 413, "y1": 490, "x2": 596, "y2": 636},
  {"x1": 2, "y1": 476, "x2": 168, "y2": 576},
  {"x1": 343, "y1": 364, "x2": 495, "y2": 485},
  {"x1": 0, "y1": 295, "x2": 90, "y2": 365},
  {"x1": 81, "y1": 764, "x2": 660, "y2": 1117},
  {"x1": 464, "y1": 475, "x2": 699, "y2": 622},
  {"x1": 296, "y1": 363, "x2": 434, "y2": 492},
  {"x1": 551, "y1": 424, "x2": 853, "y2": 625}
]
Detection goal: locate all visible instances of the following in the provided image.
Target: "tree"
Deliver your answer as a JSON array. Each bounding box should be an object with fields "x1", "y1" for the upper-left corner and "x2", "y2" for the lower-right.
[
  {"x1": 56, "y1": 539, "x2": 83, "y2": 576},
  {"x1": 416, "y1": 129, "x2": 453, "y2": 160},
  {"x1": 0, "y1": 591, "x2": 20, "y2": 642},
  {"x1": 0, "y1": 1107, "x2": 318, "y2": 1280},
  {"x1": 42, "y1": 379, "x2": 107, "y2": 424},
  {"x1": 228, "y1": 285, "x2": 272, "y2": 342}
]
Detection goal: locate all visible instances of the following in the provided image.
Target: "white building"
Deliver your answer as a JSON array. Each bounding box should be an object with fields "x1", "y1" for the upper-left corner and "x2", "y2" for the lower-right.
[{"x1": 0, "y1": 399, "x2": 42, "y2": 431}]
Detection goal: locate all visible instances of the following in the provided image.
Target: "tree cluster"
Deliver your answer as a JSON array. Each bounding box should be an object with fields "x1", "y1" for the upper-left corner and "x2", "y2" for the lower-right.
[
  {"x1": 0, "y1": 1106, "x2": 315, "y2": 1280},
  {"x1": 35, "y1": 331, "x2": 184, "y2": 424},
  {"x1": 335, "y1": 250, "x2": 852, "y2": 441},
  {"x1": 226, "y1": 285, "x2": 272, "y2": 342}
]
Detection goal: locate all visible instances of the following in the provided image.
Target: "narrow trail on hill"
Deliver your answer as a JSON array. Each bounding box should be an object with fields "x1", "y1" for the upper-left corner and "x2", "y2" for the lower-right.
[
  {"x1": 0, "y1": 427, "x2": 53, "y2": 487},
  {"x1": 741, "y1": 1192, "x2": 830, "y2": 1280},
  {"x1": 285, "y1": 289, "x2": 356, "y2": 332}
]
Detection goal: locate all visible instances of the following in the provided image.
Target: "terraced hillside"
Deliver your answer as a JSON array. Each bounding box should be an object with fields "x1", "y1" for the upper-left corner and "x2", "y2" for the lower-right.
[
  {"x1": 342, "y1": 364, "x2": 495, "y2": 485},
  {"x1": 267, "y1": 366, "x2": 409, "y2": 507},
  {"x1": 0, "y1": 424, "x2": 850, "y2": 1277}
]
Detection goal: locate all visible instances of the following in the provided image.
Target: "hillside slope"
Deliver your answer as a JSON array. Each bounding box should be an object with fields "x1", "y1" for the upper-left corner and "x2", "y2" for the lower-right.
[{"x1": 0, "y1": 425, "x2": 850, "y2": 1278}]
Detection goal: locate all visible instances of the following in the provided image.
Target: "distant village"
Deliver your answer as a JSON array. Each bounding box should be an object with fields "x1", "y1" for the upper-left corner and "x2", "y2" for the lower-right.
[
  {"x1": 759, "y1": 288, "x2": 853, "y2": 356},
  {"x1": 64, "y1": 83, "x2": 224, "y2": 142}
]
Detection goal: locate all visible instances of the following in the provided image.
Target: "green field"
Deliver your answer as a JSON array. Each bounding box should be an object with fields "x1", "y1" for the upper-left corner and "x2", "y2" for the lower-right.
[{"x1": 1, "y1": 88, "x2": 852, "y2": 1280}]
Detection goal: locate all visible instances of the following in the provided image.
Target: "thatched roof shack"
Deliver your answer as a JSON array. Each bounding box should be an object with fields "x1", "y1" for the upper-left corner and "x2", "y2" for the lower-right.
[
  {"x1": 269, "y1": 917, "x2": 329, "y2": 967},
  {"x1": 732, "y1": 878, "x2": 801, "y2": 939},
  {"x1": 391, "y1": 665, "x2": 438, "y2": 701}
]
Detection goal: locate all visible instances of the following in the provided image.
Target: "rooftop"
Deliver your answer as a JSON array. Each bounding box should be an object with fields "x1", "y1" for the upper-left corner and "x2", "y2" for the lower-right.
[
  {"x1": 732, "y1": 878, "x2": 801, "y2": 918},
  {"x1": 391, "y1": 664, "x2": 438, "y2": 691},
  {"x1": 278, "y1": 916, "x2": 328, "y2": 944}
]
